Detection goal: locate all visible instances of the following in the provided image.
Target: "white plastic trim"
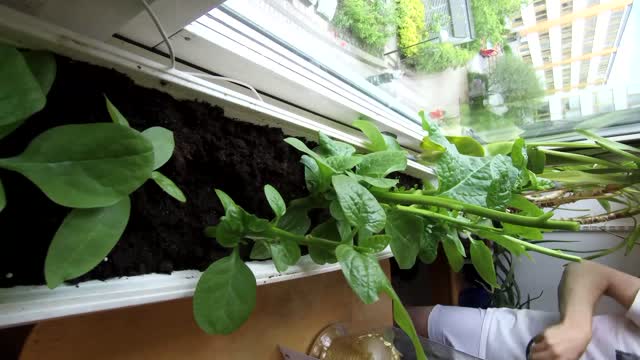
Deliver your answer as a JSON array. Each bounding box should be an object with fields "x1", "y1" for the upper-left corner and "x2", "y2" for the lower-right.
[
  {"x1": 0, "y1": 5, "x2": 429, "y2": 328},
  {"x1": 0, "y1": 251, "x2": 393, "y2": 328},
  {"x1": 190, "y1": 10, "x2": 425, "y2": 144}
]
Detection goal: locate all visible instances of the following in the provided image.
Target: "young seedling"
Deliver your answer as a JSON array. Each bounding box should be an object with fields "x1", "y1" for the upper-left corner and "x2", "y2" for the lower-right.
[
  {"x1": 44, "y1": 98, "x2": 188, "y2": 288},
  {"x1": 0, "y1": 44, "x2": 160, "y2": 288}
]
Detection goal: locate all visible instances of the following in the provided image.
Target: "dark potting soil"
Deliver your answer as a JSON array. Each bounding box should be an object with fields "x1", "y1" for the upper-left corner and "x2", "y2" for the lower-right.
[
  {"x1": 0, "y1": 57, "x2": 420, "y2": 288},
  {"x1": 0, "y1": 56, "x2": 313, "y2": 287}
]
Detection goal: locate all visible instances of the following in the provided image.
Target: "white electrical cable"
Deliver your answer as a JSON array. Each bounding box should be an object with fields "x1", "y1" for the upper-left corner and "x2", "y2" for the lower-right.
[
  {"x1": 139, "y1": 0, "x2": 264, "y2": 103},
  {"x1": 140, "y1": 0, "x2": 175, "y2": 70},
  {"x1": 182, "y1": 73, "x2": 265, "y2": 102}
]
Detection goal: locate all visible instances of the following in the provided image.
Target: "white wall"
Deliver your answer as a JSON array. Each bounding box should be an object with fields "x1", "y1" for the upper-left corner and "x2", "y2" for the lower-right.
[{"x1": 514, "y1": 199, "x2": 640, "y2": 315}]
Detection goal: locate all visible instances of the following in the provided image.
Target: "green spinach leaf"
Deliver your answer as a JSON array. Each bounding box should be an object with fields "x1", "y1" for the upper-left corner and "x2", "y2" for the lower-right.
[
  {"x1": 264, "y1": 184, "x2": 286, "y2": 218},
  {"x1": 527, "y1": 146, "x2": 546, "y2": 174},
  {"x1": 511, "y1": 138, "x2": 528, "y2": 170},
  {"x1": 151, "y1": 171, "x2": 186, "y2": 202},
  {"x1": 353, "y1": 119, "x2": 387, "y2": 151},
  {"x1": 288, "y1": 138, "x2": 335, "y2": 192},
  {"x1": 285, "y1": 137, "x2": 335, "y2": 174},
  {"x1": 470, "y1": 239, "x2": 498, "y2": 289},
  {"x1": 22, "y1": 51, "x2": 56, "y2": 95},
  {"x1": 45, "y1": 197, "x2": 131, "y2": 288},
  {"x1": 503, "y1": 195, "x2": 543, "y2": 239},
  {"x1": 215, "y1": 189, "x2": 236, "y2": 212},
  {"x1": 448, "y1": 229, "x2": 465, "y2": 257},
  {"x1": 0, "y1": 123, "x2": 154, "y2": 208},
  {"x1": 332, "y1": 175, "x2": 386, "y2": 233},
  {"x1": 142, "y1": 126, "x2": 175, "y2": 170},
  {"x1": 279, "y1": 204, "x2": 312, "y2": 235},
  {"x1": 383, "y1": 134, "x2": 402, "y2": 151},
  {"x1": 250, "y1": 240, "x2": 271, "y2": 260},
  {"x1": 316, "y1": 132, "x2": 356, "y2": 157},
  {"x1": 446, "y1": 136, "x2": 485, "y2": 156},
  {"x1": 1, "y1": 50, "x2": 56, "y2": 139},
  {"x1": 0, "y1": 44, "x2": 46, "y2": 127},
  {"x1": 336, "y1": 244, "x2": 389, "y2": 303},
  {"x1": 270, "y1": 239, "x2": 301, "y2": 272},
  {"x1": 442, "y1": 235, "x2": 464, "y2": 272},
  {"x1": 357, "y1": 151, "x2": 407, "y2": 178},
  {"x1": 486, "y1": 156, "x2": 522, "y2": 209},
  {"x1": 421, "y1": 114, "x2": 522, "y2": 208},
  {"x1": 382, "y1": 285, "x2": 428, "y2": 360},
  {"x1": 326, "y1": 155, "x2": 363, "y2": 172},
  {"x1": 385, "y1": 210, "x2": 423, "y2": 269},
  {"x1": 215, "y1": 206, "x2": 247, "y2": 247},
  {"x1": 337, "y1": 244, "x2": 427, "y2": 360},
  {"x1": 598, "y1": 199, "x2": 611, "y2": 212},
  {"x1": 419, "y1": 225, "x2": 442, "y2": 264},
  {"x1": 347, "y1": 172, "x2": 399, "y2": 189},
  {"x1": 509, "y1": 194, "x2": 543, "y2": 215},
  {"x1": 419, "y1": 137, "x2": 446, "y2": 162},
  {"x1": 360, "y1": 234, "x2": 391, "y2": 253},
  {"x1": 328, "y1": 201, "x2": 352, "y2": 242},
  {"x1": 475, "y1": 229, "x2": 526, "y2": 256},
  {"x1": 0, "y1": 121, "x2": 25, "y2": 141},
  {"x1": 309, "y1": 220, "x2": 340, "y2": 264},
  {"x1": 438, "y1": 153, "x2": 520, "y2": 209},
  {"x1": 301, "y1": 155, "x2": 328, "y2": 193},
  {"x1": 193, "y1": 249, "x2": 256, "y2": 334},
  {"x1": 104, "y1": 96, "x2": 129, "y2": 127}
]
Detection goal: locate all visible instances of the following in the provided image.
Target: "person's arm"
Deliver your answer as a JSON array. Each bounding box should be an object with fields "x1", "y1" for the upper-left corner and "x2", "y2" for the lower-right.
[{"x1": 531, "y1": 261, "x2": 640, "y2": 360}]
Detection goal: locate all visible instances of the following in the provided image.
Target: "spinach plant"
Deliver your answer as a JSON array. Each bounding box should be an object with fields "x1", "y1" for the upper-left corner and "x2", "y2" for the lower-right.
[
  {"x1": 194, "y1": 117, "x2": 581, "y2": 359},
  {"x1": 489, "y1": 129, "x2": 640, "y2": 257},
  {"x1": 0, "y1": 43, "x2": 186, "y2": 287},
  {"x1": 44, "y1": 98, "x2": 187, "y2": 288}
]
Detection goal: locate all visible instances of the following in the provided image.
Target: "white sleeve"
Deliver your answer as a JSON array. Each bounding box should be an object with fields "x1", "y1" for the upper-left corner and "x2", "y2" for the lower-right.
[{"x1": 625, "y1": 289, "x2": 640, "y2": 327}]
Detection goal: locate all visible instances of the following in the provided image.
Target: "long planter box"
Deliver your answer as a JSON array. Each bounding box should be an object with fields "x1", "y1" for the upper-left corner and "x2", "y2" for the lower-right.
[
  {"x1": 0, "y1": 5, "x2": 431, "y2": 328},
  {"x1": 0, "y1": 252, "x2": 393, "y2": 327}
]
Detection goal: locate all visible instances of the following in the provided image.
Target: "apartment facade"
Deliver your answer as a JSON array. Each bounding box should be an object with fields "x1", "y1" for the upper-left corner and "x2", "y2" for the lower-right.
[{"x1": 509, "y1": 0, "x2": 635, "y2": 121}]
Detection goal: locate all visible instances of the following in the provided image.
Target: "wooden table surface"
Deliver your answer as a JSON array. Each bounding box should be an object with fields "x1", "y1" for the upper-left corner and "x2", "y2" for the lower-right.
[{"x1": 20, "y1": 260, "x2": 393, "y2": 360}]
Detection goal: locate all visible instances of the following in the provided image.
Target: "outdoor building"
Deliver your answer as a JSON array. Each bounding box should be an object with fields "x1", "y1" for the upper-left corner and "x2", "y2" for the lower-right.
[{"x1": 508, "y1": 0, "x2": 636, "y2": 122}]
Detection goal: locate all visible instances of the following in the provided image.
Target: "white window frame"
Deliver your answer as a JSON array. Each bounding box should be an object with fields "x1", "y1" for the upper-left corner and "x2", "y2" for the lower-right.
[
  {"x1": 117, "y1": 2, "x2": 427, "y2": 153},
  {"x1": 115, "y1": 1, "x2": 640, "y2": 146}
]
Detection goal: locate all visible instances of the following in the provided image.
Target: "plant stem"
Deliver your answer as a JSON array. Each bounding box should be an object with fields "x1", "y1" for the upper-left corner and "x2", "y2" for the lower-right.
[
  {"x1": 373, "y1": 191, "x2": 580, "y2": 231},
  {"x1": 528, "y1": 142, "x2": 600, "y2": 149},
  {"x1": 395, "y1": 205, "x2": 498, "y2": 232},
  {"x1": 206, "y1": 225, "x2": 368, "y2": 252},
  {"x1": 262, "y1": 227, "x2": 369, "y2": 252},
  {"x1": 539, "y1": 149, "x2": 630, "y2": 169},
  {"x1": 396, "y1": 205, "x2": 581, "y2": 261},
  {"x1": 561, "y1": 207, "x2": 640, "y2": 224},
  {"x1": 501, "y1": 235, "x2": 582, "y2": 262},
  {"x1": 525, "y1": 185, "x2": 624, "y2": 208},
  {"x1": 288, "y1": 195, "x2": 328, "y2": 209}
]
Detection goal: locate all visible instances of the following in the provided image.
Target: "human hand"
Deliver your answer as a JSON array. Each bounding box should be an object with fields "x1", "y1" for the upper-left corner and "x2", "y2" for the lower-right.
[{"x1": 528, "y1": 321, "x2": 592, "y2": 360}]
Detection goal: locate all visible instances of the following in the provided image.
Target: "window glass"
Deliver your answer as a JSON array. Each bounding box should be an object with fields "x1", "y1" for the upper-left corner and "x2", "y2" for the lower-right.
[{"x1": 192, "y1": 0, "x2": 638, "y2": 142}]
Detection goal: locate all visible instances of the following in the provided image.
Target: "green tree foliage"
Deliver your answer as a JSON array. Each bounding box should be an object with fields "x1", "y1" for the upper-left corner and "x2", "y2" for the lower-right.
[
  {"x1": 396, "y1": 0, "x2": 427, "y2": 56},
  {"x1": 405, "y1": 42, "x2": 473, "y2": 73},
  {"x1": 469, "y1": 0, "x2": 521, "y2": 46},
  {"x1": 490, "y1": 55, "x2": 545, "y2": 120},
  {"x1": 334, "y1": 0, "x2": 396, "y2": 52}
]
